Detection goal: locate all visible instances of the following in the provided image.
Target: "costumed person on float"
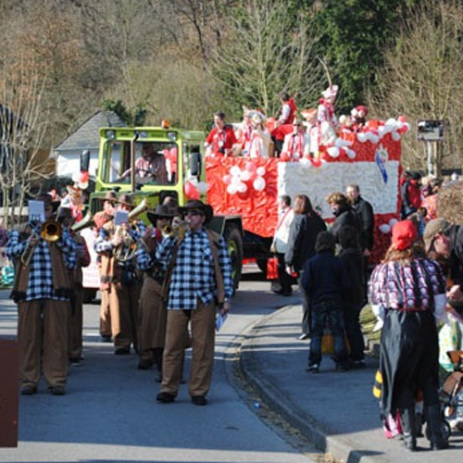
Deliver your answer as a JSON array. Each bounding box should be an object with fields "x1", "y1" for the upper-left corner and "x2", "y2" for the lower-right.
[
  {"x1": 280, "y1": 118, "x2": 309, "y2": 162},
  {"x1": 248, "y1": 112, "x2": 271, "y2": 158},
  {"x1": 351, "y1": 105, "x2": 369, "y2": 132},
  {"x1": 235, "y1": 106, "x2": 253, "y2": 156},
  {"x1": 317, "y1": 85, "x2": 338, "y2": 155},
  {"x1": 271, "y1": 92, "x2": 297, "y2": 155},
  {"x1": 204, "y1": 111, "x2": 237, "y2": 157},
  {"x1": 300, "y1": 108, "x2": 319, "y2": 158}
]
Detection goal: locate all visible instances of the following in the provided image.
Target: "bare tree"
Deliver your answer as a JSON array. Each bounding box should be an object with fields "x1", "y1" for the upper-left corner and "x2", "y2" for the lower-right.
[
  {"x1": 0, "y1": 58, "x2": 52, "y2": 227},
  {"x1": 209, "y1": 0, "x2": 323, "y2": 117},
  {"x1": 369, "y1": 1, "x2": 463, "y2": 175}
]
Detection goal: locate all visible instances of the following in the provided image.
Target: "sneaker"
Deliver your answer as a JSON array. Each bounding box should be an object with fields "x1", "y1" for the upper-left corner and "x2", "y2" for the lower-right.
[
  {"x1": 137, "y1": 359, "x2": 153, "y2": 370},
  {"x1": 100, "y1": 335, "x2": 112, "y2": 343},
  {"x1": 20, "y1": 385, "x2": 37, "y2": 395},
  {"x1": 298, "y1": 333, "x2": 310, "y2": 340},
  {"x1": 156, "y1": 392, "x2": 175, "y2": 403},
  {"x1": 191, "y1": 395, "x2": 208, "y2": 406},
  {"x1": 306, "y1": 364, "x2": 320, "y2": 373}
]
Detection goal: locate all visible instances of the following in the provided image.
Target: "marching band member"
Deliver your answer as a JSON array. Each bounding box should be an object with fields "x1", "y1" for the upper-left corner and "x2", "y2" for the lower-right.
[
  {"x1": 94, "y1": 194, "x2": 146, "y2": 355},
  {"x1": 6, "y1": 194, "x2": 76, "y2": 395},
  {"x1": 136, "y1": 204, "x2": 174, "y2": 377},
  {"x1": 56, "y1": 207, "x2": 91, "y2": 366}
]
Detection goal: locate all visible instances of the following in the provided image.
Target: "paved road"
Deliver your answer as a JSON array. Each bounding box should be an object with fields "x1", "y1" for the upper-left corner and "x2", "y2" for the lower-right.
[{"x1": 0, "y1": 270, "x2": 322, "y2": 463}]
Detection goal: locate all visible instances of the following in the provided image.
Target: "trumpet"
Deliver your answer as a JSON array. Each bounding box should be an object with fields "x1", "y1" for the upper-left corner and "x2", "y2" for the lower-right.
[{"x1": 162, "y1": 220, "x2": 187, "y2": 239}]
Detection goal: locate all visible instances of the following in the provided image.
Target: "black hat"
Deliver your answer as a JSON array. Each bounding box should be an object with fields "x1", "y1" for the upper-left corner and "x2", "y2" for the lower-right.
[
  {"x1": 179, "y1": 199, "x2": 213, "y2": 224},
  {"x1": 147, "y1": 204, "x2": 174, "y2": 225}
]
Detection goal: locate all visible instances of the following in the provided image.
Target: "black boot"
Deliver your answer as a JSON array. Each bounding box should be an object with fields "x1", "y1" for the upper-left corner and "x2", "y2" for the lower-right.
[
  {"x1": 426, "y1": 404, "x2": 449, "y2": 450},
  {"x1": 400, "y1": 408, "x2": 417, "y2": 451}
]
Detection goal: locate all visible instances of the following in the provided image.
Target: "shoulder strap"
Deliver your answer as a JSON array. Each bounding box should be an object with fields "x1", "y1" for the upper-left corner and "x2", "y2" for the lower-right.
[
  {"x1": 161, "y1": 236, "x2": 184, "y2": 302},
  {"x1": 206, "y1": 229, "x2": 225, "y2": 305}
]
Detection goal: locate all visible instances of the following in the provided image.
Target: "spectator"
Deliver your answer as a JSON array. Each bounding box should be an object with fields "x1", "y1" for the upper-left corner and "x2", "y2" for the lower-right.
[
  {"x1": 338, "y1": 225, "x2": 365, "y2": 368},
  {"x1": 401, "y1": 172, "x2": 422, "y2": 218},
  {"x1": 301, "y1": 231, "x2": 350, "y2": 373},
  {"x1": 271, "y1": 195, "x2": 294, "y2": 296},
  {"x1": 285, "y1": 194, "x2": 327, "y2": 340},
  {"x1": 369, "y1": 220, "x2": 448, "y2": 451}
]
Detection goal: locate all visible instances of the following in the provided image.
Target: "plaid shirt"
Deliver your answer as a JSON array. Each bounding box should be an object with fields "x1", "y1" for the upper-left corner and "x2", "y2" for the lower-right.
[
  {"x1": 156, "y1": 228, "x2": 233, "y2": 310},
  {"x1": 368, "y1": 258, "x2": 446, "y2": 312},
  {"x1": 94, "y1": 219, "x2": 146, "y2": 268},
  {"x1": 6, "y1": 228, "x2": 77, "y2": 301}
]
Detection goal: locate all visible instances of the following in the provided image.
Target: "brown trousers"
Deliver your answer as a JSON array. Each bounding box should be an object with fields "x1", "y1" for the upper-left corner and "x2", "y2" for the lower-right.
[
  {"x1": 68, "y1": 287, "x2": 84, "y2": 360},
  {"x1": 161, "y1": 300, "x2": 216, "y2": 398},
  {"x1": 138, "y1": 276, "x2": 166, "y2": 362},
  {"x1": 18, "y1": 299, "x2": 69, "y2": 388},
  {"x1": 99, "y1": 289, "x2": 112, "y2": 337},
  {"x1": 108, "y1": 281, "x2": 141, "y2": 350}
]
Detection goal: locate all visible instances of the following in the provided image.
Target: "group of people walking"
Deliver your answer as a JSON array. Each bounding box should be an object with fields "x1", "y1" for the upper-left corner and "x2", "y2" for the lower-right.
[{"x1": 6, "y1": 193, "x2": 233, "y2": 407}]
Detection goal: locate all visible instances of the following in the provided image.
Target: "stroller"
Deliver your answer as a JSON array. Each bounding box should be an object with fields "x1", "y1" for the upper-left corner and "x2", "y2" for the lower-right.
[{"x1": 437, "y1": 350, "x2": 463, "y2": 434}]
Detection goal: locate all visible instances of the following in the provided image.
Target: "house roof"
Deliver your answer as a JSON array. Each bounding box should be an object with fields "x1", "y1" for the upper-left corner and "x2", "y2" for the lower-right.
[{"x1": 54, "y1": 110, "x2": 125, "y2": 152}]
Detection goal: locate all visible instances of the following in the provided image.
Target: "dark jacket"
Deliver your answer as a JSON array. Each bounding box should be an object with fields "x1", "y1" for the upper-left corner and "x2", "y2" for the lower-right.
[
  {"x1": 338, "y1": 247, "x2": 364, "y2": 304},
  {"x1": 285, "y1": 213, "x2": 327, "y2": 272},
  {"x1": 351, "y1": 196, "x2": 374, "y2": 251},
  {"x1": 448, "y1": 224, "x2": 463, "y2": 285},
  {"x1": 301, "y1": 251, "x2": 349, "y2": 307},
  {"x1": 330, "y1": 205, "x2": 362, "y2": 249}
]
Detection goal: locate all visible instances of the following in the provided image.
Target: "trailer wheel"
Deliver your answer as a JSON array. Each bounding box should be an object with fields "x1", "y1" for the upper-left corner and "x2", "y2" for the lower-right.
[{"x1": 224, "y1": 226, "x2": 243, "y2": 292}]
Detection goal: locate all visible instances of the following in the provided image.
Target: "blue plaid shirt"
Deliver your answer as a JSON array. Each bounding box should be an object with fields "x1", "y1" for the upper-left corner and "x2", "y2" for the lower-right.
[
  {"x1": 156, "y1": 229, "x2": 233, "y2": 310},
  {"x1": 6, "y1": 228, "x2": 77, "y2": 301}
]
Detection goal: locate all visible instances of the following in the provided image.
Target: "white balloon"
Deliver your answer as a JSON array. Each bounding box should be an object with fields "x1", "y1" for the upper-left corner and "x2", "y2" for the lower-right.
[
  {"x1": 231, "y1": 175, "x2": 241, "y2": 186},
  {"x1": 227, "y1": 184, "x2": 237, "y2": 195},
  {"x1": 327, "y1": 146, "x2": 340, "y2": 158},
  {"x1": 240, "y1": 170, "x2": 251, "y2": 181},
  {"x1": 237, "y1": 182, "x2": 248, "y2": 193},
  {"x1": 357, "y1": 132, "x2": 367, "y2": 143},
  {"x1": 256, "y1": 166, "x2": 266, "y2": 176},
  {"x1": 230, "y1": 165, "x2": 241, "y2": 176},
  {"x1": 253, "y1": 177, "x2": 265, "y2": 191},
  {"x1": 389, "y1": 218, "x2": 398, "y2": 227},
  {"x1": 299, "y1": 158, "x2": 312, "y2": 168},
  {"x1": 391, "y1": 131, "x2": 401, "y2": 141},
  {"x1": 368, "y1": 134, "x2": 379, "y2": 144},
  {"x1": 346, "y1": 149, "x2": 356, "y2": 159},
  {"x1": 378, "y1": 127, "x2": 386, "y2": 138},
  {"x1": 335, "y1": 138, "x2": 351, "y2": 148},
  {"x1": 196, "y1": 181, "x2": 209, "y2": 193},
  {"x1": 379, "y1": 224, "x2": 391, "y2": 234}
]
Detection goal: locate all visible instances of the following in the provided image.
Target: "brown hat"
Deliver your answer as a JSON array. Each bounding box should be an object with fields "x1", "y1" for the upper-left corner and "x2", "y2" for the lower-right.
[
  {"x1": 117, "y1": 194, "x2": 134, "y2": 209},
  {"x1": 147, "y1": 204, "x2": 174, "y2": 225},
  {"x1": 179, "y1": 199, "x2": 213, "y2": 224},
  {"x1": 103, "y1": 191, "x2": 118, "y2": 204},
  {"x1": 423, "y1": 218, "x2": 451, "y2": 254}
]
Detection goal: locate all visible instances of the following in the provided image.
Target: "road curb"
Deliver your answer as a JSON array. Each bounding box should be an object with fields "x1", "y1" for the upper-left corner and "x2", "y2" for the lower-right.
[{"x1": 234, "y1": 304, "x2": 390, "y2": 463}]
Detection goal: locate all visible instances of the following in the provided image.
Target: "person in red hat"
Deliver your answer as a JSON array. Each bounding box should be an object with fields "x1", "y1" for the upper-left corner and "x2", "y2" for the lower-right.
[
  {"x1": 369, "y1": 220, "x2": 448, "y2": 451},
  {"x1": 351, "y1": 105, "x2": 369, "y2": 131}
]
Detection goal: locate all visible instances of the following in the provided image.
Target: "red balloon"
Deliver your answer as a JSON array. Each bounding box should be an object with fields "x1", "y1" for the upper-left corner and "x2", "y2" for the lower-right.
[
  {"x1": 311, "y1": 158, "x2": 322, "y2": 168},
  {"x1": 184, "y1": 181, "x2": 200, "y2": 199},
  {"x1": 398, "y1": 115, "x2": 407, "y2": 123}
]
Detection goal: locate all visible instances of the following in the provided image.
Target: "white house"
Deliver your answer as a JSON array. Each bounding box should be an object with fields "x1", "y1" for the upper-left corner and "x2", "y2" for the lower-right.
[{"x1": 52, "y1": 110, "x2": 125, "y2": 179}]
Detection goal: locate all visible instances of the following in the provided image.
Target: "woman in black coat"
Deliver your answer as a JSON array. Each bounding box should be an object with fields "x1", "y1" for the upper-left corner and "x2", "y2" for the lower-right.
[{"x1": 285, "y1": 194, "x2": 326, "y2": 339}]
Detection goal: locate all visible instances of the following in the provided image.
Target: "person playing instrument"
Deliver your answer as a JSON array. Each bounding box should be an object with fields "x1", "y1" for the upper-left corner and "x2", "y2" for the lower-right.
[
  {"x1": 93, "y1": 190, "x2": 118, "y2": 343},
  {"x1": 94, "y1": 194, "x2": 146, "y2": 355},
  {"x1": 155, "y1": 200, "x2": 233, "y2": 405},
  {"x1": 136, "y1": 204, "x2": 175, "y2": 376},
  {"x1": 6, "y1": 194, "x2": 77, "y2": 395},
  {"x1": 55, "y1": 207, "x2": 91, "y2": 366}
]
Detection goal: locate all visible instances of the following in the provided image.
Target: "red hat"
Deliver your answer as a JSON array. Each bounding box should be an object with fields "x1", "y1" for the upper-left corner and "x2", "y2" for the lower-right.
[{"x1": 391, "y1": 220, "x2": 417, "y2": 251}]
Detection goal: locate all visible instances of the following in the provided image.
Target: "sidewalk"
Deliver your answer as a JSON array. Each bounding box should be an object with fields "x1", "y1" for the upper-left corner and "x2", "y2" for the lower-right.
[{"x1": 239, "y1": 304, "x2": 463, "y2": 463}]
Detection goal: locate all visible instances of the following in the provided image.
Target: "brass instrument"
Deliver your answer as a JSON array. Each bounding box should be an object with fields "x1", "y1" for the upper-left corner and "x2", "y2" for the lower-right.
[
  {"x1": 20, "y1": 219, "x2": 62, "y2": 267},
  {"x1": 40, "y1": 220, "x2": 62, "y2": 242},
  {"x1": 162, "y1": 220, "x2": 187, "y2": 239},
  {"x1": 113, "y1": 198, "x2": 149, "y2": 262},
  {"x1": 72, "y1": 211, "x2": 95, "y2": 232}
]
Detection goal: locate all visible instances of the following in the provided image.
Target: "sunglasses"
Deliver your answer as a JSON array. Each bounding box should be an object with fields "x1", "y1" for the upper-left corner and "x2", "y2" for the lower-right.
[{"x1": 186, "y1": 211, "x2": 203, "y2": 216}]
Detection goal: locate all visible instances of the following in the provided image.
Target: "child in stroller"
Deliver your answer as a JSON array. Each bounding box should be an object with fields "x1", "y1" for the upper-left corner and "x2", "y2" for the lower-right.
[{"x1": 438, "y1": 350, "x2": 463, "y2": 434}]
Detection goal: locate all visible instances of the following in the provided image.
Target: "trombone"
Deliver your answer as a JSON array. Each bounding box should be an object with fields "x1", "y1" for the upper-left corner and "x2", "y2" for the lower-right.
[{"x1": 20, "y1": 219, "x2": 62, "y2": 267}]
